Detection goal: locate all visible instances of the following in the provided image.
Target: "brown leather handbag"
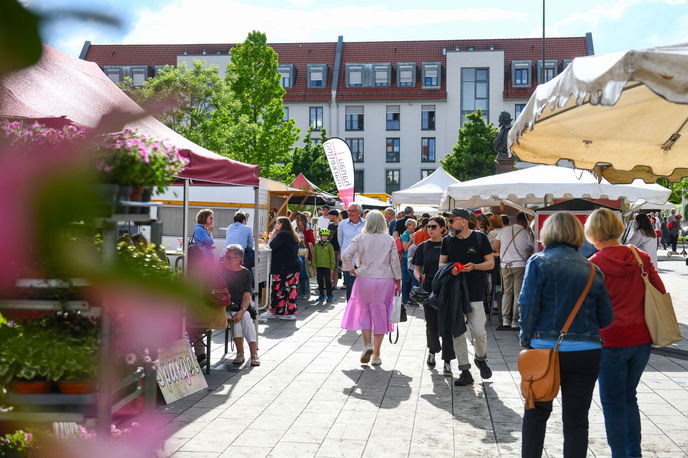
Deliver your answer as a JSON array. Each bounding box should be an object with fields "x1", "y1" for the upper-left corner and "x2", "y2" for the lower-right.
[{"x1": 518, "y1": 264, "x2": 595, "y2": 409}]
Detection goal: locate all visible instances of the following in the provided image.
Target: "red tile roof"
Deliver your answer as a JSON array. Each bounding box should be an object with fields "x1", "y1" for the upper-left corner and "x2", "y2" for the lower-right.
[{"x1": 83, "y1": 36, "x2": 589, "y2": 102}]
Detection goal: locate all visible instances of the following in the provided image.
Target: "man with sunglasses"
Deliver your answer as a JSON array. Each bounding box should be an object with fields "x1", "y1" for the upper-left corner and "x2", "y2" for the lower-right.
[{"x1": 438, "y1": 208, "x2": 494, "y2": 386}]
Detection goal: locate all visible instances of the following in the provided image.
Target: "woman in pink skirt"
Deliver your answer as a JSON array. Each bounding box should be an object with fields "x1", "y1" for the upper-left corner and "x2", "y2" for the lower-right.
[{"x1": 341, "y1": 211, "x2": 402, "y2": 366}]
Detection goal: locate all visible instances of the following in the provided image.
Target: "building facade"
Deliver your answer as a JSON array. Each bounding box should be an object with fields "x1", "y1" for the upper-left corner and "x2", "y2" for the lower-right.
[{"x1": 82, "y1": 34, "x2": 593, "y2": 193}]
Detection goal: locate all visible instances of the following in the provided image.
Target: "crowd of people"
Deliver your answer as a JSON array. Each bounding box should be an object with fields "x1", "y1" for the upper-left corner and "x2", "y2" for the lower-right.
[{"x1": 189, "y1": 201, "x2": 675, "y2": 458}]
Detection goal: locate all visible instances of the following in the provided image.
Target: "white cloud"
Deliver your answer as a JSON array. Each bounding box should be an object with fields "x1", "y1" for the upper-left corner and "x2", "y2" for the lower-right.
[{"x1": 121, "y1": 1, "x2": 526, "y2": 44}]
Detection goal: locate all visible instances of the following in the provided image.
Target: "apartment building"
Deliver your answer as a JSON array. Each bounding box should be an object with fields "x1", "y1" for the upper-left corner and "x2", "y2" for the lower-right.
[{"x1": 81, "y1": 34, "x2": 593, "y2": 193}]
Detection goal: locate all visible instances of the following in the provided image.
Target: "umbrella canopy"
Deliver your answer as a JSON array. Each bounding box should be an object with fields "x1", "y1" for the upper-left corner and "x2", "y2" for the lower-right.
[
  {"x1": 508, "y1": 44, "x2": 688, "y2": 183},
  {"x1": 391, "y1": 168, "x2": 460, "y2": 205},
  {"x1": 439, "y1": 165, "x2": 670, "y2": 210},
  {"x1": 0, "y1": 45, "x2": 259, "y2": 186},
  {"x1": 354, "y1": 194, "x2": 388, "y2": 209}
]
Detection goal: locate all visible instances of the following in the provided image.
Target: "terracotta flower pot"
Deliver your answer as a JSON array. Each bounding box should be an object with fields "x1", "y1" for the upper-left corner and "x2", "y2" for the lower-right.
[
  {"x1": 57, "y1": 380, "x2": 97, "y2": 394},
  {"x1": 11, "y1": 379, "x2": 51, "y2": 394}
]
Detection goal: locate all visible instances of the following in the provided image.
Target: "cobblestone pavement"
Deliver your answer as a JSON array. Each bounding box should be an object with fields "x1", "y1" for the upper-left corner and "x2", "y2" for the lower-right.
[{"x1": 160, "y1": 250, "x2": 688, "y2": 457}]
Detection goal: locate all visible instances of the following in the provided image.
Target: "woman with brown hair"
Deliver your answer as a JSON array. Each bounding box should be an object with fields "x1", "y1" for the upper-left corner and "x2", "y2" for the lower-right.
[
  {"x1": 192, "y1": 209, "x2": 216, "y2": 259},
  {"x1": 260, "y1": 217, "x2": 301, "y2": 320},
  {"x1": 627, "y1": 212, "x2": 658, "y2": 266}
]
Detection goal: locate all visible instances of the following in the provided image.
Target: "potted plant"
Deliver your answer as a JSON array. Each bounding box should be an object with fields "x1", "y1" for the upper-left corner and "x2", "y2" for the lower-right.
[
  {"x1": 0, "y1": 430, "x2": 37, "y2": 456},
  {"x1": 5, "y1": 328, "x2": 54, "y2": 395},
  {"x1": 95, "y1": 129, "x2": 188, "y2": 208}
]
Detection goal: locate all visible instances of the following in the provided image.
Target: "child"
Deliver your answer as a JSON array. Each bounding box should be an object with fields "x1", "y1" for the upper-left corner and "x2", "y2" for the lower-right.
[{"x1": 312, "y1": 229, "x2": 336, "y2": 302}]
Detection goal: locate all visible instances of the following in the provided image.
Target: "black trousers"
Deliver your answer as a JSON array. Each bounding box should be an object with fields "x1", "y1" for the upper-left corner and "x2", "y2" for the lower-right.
[
  {"x1": 316, "y1": 267, "x2": 333, "y2": 296},
  {"x1": 522, "y1": 349, "x2": 601, "y2": 458},
  {"x1": 670, "y1": 234, "x2": 679, "y2": 252},
  {"x1": 423, "y1": 305, "x2": 455, "y2": 363}
]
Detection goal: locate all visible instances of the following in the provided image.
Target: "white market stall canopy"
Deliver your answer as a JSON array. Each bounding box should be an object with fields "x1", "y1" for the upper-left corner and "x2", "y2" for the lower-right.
[
  {"x1": 439, "y1": 165, "x2": 670, "y2": 210},
  {"x1": 391, "y1": 168, "x2": 460, "y2": 205},
  {"x1": 630, "y1": 201, "x2": 676, "y2": 212},
  {"x1": 354, "y1": 194, "x2": 388, "y2": 209}
]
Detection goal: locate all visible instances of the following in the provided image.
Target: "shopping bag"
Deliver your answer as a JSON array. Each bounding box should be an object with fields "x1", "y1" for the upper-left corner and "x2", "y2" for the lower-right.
[{"x1": 391, "y1": 295, "x2": 402, "y2": 323}]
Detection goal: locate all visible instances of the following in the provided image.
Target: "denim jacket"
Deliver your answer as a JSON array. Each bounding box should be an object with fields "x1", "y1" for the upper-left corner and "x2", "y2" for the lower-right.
[{"x1": 518, "y1": 243, "x2": 613, "y2": 348}]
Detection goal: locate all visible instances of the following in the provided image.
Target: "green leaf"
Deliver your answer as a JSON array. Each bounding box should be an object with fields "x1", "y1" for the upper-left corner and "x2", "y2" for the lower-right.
[{"x1": 0, "y1": 0, "x2": 43, "y2": 77}]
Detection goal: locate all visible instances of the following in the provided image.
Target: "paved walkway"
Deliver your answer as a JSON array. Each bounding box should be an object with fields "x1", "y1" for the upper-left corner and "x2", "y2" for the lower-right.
[{"x1": 160, "y1": 251, "x2": 688, "y2": 457}]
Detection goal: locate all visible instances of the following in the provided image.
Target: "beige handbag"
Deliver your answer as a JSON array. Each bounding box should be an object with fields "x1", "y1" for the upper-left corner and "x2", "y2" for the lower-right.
[{"x1": 628, "y1": 246, "x2": 682, "y2": 347}]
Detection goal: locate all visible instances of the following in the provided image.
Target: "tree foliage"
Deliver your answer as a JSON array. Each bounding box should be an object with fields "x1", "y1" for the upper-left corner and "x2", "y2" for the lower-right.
[
  {"x1": 441, "y1": 109, "x2": 498, "y2": 181},
  {"x1": 217, "y1": 31, "x2": 300, "y2": 179},
  {"x1": 291, "y1": 127, "x2": 336, "y2": 194},
  {"x1": 118, "y1": 61, "x2": 230, "y2": 153}
]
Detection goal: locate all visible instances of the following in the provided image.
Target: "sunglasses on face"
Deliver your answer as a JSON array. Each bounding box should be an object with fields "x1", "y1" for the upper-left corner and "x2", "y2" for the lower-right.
[{"x1": 426, "y1": 224, "x2": 439, "y2": 229}]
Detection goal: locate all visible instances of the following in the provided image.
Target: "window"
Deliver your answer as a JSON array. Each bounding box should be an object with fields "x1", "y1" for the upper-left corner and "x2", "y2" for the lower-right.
[
  {"x1": 103, "y1": 66, "x2": 122, "y2": 83},
  {"x1": 345, "y1": 106, "x2": 364, "y2": 131},
  {"x1": 346, "y1": 138, "x2": 364, "y2": 163},
  {"x1": 422, "y1": 62, "x2": 441, "y2": 87},
  {"x1": 386, "y1": 138, "x2": 400, "y2": 163},
  {"x1": 283, "y1": 107, "x2": 289, "y2": 122},
  {"x1": 421, "y1": 105, "x2": 435, "y2": 130},
  {"x1": 421, "y1": 169, "x2": 435, "y2": 179},
  {"x1": 461, "y1": 68, "x2": 489, "y2": 125},
  {"x1": 354, "y1": 170, "x2": 364, "y2": 193},
  {"x1": 386, "y1": 105, "x2": 400, "y2": 130},
  {"x1": 511, "y1": 60, "x2": 531, "y2": 88},
  {"x1": 346, "y1": 63, "x2": 391, "y2": 88},
  {"x1": 153, "y1": 65, "x2": 166, "y2": 77},
  {"x1": 397, "y1": 62, "x2": 416, "y2": 87},
  {"x1": 278, "y1": 64, "x2": 294, "y2": 89},
  {"x1": 421, "y1": 138, "x2": 436, "y2": 162},
  {"x1": 514, "y1": 104, "x2": 526, "y2": 120},
  {"x1": 537, "y1": 60, "x2": 558, "y2": 83},
  {"x1": 385, "y1": 169, "x2": 401, "y2": 194},
  {"x1": 308, "y1": 64, "x2": 327, "y2": 88},
  {"x1": 309, "y1": 107, "x2": 323, "y2": 129},
  {"x1": 131, "y1": 66, "x2": 148, "y2": 86},
  {"x1": 374, "y1": 63, "x2": 391, "y2": 87}
]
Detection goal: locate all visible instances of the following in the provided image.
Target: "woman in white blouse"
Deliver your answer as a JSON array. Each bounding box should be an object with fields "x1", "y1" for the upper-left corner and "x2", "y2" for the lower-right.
[
  {"x1": 628, "y1": 213, "x2": 658, "y2": 266},
  {"x1": 341, "y1": 211, "x2": 402, "y2": 366}
]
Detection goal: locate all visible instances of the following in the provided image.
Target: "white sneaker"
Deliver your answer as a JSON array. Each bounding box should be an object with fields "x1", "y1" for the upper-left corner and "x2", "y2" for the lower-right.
[
  {"x1": 278, "y1": 314, "x2": 296, "y2": 321},
  {"x1": 371, "y1": 355, "x2": 382, "y2": 366},
  {"x1": 259, "y1": 310, "x2": 276, "y2": 320},
  {"x1": 360, "y1": 344, "x2": 373, "y2": 364}
]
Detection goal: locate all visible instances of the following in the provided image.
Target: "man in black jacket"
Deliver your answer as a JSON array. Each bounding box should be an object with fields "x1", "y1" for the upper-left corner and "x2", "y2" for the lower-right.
[{"x1": 438, "y1": 208, "x2": 494, "y2": 386}]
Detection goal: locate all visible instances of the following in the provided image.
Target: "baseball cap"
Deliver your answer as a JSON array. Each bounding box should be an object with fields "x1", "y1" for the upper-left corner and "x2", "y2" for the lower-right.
[{"x1": 444, "y1": 208, "x2": 472, "y2": 220}]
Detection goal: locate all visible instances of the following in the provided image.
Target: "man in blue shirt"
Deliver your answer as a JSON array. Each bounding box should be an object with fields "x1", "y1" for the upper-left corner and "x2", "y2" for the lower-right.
[
  {"x1": 337, "y1": 203, "x2": 365, "y2": 300},
  {"x1": 225, "y1": 212, "x2": 253, "y2": 250},
  {"x1": 385, "y1": 207, "x2": 396, "y2": 237}
]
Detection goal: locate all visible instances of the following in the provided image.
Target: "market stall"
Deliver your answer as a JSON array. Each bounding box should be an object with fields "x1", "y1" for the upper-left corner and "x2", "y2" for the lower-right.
[
  {"x1": 391, "y1": 168, "x2": 460, "y2": 206},
  {"x1": 439, "y1": 165, "x2": 670, "y2": 210}
]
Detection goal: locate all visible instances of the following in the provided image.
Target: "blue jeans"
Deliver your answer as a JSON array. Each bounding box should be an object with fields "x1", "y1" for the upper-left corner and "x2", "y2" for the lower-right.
[
  {"x1": 598, "y1": 343, "x2": 651, "y2": 458},
  {"x1": 401, "y1": 260, "x2": 412, "y2": 302},
  {"x1": 343, "y1": 271, "x2": 356, "y2": 301},
  {"x1": 298, "y1": 256, "x2": 309, "y2": 297}
]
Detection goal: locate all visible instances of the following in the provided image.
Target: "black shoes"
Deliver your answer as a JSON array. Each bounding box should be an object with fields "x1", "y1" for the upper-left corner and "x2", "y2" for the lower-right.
[
  {"x1": 454, "y1": 370, "x2": 474, "y2": 386},
  {"x1": 426, "y1": 353, "x2": 436, "y2": 368},
  {"x1": 474, "y1": 358, "x2": 492, "y2": 379},
  {"x1": 443, "y1": 362, "x2": 453, "y2": 377}
]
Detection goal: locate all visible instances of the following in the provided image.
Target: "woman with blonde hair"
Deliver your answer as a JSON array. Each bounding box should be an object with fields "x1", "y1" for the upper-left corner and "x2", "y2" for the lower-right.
[
  {"x1": 341, "y1": 211, "x2": 402, "y2": 366},
  {"x1": 519, "y1": 211, "x2": 613, "y2": 458},
  {"x1": 586, "y1": 208, "x2": 666, "y2": 458}
]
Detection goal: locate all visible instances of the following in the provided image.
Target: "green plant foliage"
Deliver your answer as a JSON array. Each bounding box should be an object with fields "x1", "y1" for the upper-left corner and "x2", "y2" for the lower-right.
[
  {"x1": 219, "y1": 31, "x2": 300, "y2": 179},
  {"x1": 290, "y1": 127, "x2": 336, "y2": 194},
  {"x1": 0, "y1": 430, "x2": 37, "y2": 456},
  {"x1": 0, "y1": 0, "x2": 42, "y2": 77},
  {"x1": 441, "y1": 109, "x2": 498, "y2": 182},
  {"x1": 658, "y1": 177, "x2": 688, "y2": 205}
]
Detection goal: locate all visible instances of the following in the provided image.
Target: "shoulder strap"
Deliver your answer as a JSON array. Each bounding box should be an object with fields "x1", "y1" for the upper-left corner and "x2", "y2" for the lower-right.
[
  {"x1": 628, "y1": 245, "x2": 646, "y2": 273},
  {"x1": 560, "y1": 263, "x2": 596, "y2": 337}
]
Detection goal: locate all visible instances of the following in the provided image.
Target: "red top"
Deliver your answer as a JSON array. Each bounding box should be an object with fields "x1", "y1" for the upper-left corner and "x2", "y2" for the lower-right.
[
  {"x1": 590, "y1": 245, "x2": 666, "y2": 347},
  {"x1": 304, "y1": 229, "x2": 316, "y2": 260}
]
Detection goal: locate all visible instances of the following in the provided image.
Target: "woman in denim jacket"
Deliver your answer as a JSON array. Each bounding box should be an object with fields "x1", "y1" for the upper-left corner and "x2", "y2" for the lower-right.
[{"x1": 519, "y1": 212, "x2": 614, "y2": 458}]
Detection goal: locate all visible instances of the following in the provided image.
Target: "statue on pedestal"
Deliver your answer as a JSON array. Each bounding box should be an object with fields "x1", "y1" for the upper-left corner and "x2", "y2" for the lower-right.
[{"x1": 493, "y1": 111, "x2": 515, "y2": 173}]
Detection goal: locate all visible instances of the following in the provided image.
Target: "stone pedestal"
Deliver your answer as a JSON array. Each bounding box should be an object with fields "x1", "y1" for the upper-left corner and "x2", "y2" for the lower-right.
[{"x1": 495, "y1": 155, "x2": 515, "y2": 174}]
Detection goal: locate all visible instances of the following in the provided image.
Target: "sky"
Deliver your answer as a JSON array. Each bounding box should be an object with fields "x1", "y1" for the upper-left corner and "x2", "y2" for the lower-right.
[{"x1": 27, "y1": 0, "x2": 688, "y2": 57}]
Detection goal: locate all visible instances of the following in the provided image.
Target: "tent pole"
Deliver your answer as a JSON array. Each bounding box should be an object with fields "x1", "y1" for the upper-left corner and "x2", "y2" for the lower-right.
[
  {"x1": 253, "y1": 186, "x2": 260, "y2": 354},
  {"x1": 182, "y1": 179, "x2": 190, "y2": 275}
]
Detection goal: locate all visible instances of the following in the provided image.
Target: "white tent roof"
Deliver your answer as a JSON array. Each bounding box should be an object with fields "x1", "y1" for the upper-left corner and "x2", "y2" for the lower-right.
[
  {"x1": 439, "y1": 165, "x2": 670, "y2": 210},
  {"x1": 354, "y1": 194, "x2": 389, "y2": 209},
  {"x1": 392, "y1": 168, "x2": 460, "y2": 205},
  {"x1": 630, "y1": 201, "x2": 676, "y2": 211}
]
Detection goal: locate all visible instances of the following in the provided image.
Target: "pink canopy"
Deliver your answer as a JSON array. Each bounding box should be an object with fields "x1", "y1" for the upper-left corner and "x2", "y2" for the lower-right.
[
  {"x1": 0, "y1": 45, "x2": 259, "y2": 186},
  {"x1": 290, "y1": 173, "x2": 320, "y2": 191}
]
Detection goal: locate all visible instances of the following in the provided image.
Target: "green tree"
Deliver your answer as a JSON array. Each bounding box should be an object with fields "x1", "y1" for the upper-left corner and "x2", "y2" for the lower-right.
[
  {"x1": 219, "y1": 31, "x2": 300, "y2": 179},
  {"x1": 291, "y1": 127, "x2": 336, "y2": 194},
  {"x1": 119, "y1": 61, "x2": 231, "y2": 153},
  {"x1": 441, "y1": 109, "x2": 498, "y2": 181}
]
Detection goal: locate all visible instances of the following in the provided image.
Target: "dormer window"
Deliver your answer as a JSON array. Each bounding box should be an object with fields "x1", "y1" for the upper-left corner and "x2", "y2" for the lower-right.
[
  {"x1": 422, "y1": 62, "x2": 441, "y2": 88},
  {"x1": 374, "y1": 63, "x2": 391, "y2": 87},
  {"x1": 511, "y1": 60, "x2": 531, "y2": 88},
  {"x1": 347, "y1": 64, "x2": 363, "y2": 87},
  {"x1": 397, "y1": 63, "x2": 415, "y2": 87},
  {"x1": 278, "y1": 64, "x2": 295, "y2": 89},
  {"x1": 346, "y1": 63, "x2": 392, "y2": 88},
  {"x1": 537, "y1": 59, "x2": 558, "y2": 83},
  {"x1": 130, "y1": 66, "x2": 148, "y2": 86},
  {"x1": 103, "y1": 66, "x2": 122, "y2": 84},
  {"x1": 308, "y1": 64, "x2": 327, "y2": 88}
]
